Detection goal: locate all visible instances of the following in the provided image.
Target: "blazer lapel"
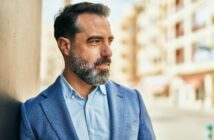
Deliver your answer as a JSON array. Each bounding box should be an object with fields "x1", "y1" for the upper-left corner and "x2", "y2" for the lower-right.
[
  {"x1": 40, "y1": 77, "x2": 79, "y2": 140},
  {"x1": 106, "y1": 81, "x2": 126, "y2": 140}
]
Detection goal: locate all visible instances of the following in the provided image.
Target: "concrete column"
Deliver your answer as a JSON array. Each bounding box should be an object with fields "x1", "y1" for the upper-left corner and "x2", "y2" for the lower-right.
[
  {"x1": 0, "y1": 0, "x2": 41, "y2": 139},
  {"x1": 0, "y1": 0, "x2": 41, "y2": 101}
]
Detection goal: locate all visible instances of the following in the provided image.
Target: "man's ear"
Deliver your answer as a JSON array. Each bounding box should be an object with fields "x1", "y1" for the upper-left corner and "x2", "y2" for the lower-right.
[{"x1": 57, "y1": 37, "x2": 72, "y2": 56}]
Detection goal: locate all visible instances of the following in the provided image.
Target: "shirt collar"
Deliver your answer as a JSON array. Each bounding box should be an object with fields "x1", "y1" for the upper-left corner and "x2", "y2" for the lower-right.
[
  {"x1": 60, "y1": 74, "x2": 107, "y2": 97},
  {"x1": 99, "y1": 84, "x2": 107, "y2": 95},
  {"x1": 60, "y1": 74, "x2": 76, "y2": 92}
]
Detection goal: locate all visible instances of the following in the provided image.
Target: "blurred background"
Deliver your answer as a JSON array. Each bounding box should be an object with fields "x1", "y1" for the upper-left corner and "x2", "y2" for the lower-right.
[{"x1": 1, "y1": 0, "x2": 214, "y2": 139}]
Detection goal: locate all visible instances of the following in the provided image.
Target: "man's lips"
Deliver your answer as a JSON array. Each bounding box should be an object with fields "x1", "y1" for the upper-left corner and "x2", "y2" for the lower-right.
[{"x1": 95, "y1": 63, "x2": 110, "y2": 70}]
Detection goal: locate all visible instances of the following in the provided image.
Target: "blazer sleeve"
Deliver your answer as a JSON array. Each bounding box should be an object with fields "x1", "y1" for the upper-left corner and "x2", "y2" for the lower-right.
[
  {"x1": 20, "y1": 103, "x2": 36, "y2": 140},
  {"x1": 135, "y1": 90, "x2": 156, "y2": 140}
]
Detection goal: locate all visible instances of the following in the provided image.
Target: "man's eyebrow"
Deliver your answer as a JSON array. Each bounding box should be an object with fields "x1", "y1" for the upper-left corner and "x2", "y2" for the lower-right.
[
  {"x1": 109, "y1": 36, "x2": 114, "y2": 40},
  {"x1": 86, "y1": 36, "x2": 114, "y2": 41},
  {"x1": 86, "y1": 36, "x2": 103, "y2": 41}
]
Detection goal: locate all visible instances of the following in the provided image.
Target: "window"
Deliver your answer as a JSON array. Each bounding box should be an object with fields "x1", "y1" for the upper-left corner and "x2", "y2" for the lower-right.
[
  {"x1": 121, "y1": 53, "x2": 128, "y2": 59},
  {"x1": 212, "y1": 16, "x2": 214, "y2": 24},
  {"x1": 176, "y1": 48, "x2": 184, "y2": 64},
  {"x1": 192, "y1": 43, "x2": 214, "y2": 63},
  {"x1": 192, "y1": 6, "x2": 207, "y2": 31},
  {"x1": 175, "y1": 0, "x2": 183, "y2": 11},
  {"x1": 122, "y1": 67, "x2": 128, "y2": 73},
  {"x1": 121, "y1": 39, "x2": 128, "y2": 45},
  {"x1": 175, "y1": 21, "x2": 184, "y2": 38}
]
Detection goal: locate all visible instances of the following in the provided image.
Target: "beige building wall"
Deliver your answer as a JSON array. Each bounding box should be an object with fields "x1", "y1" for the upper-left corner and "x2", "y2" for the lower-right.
[
  {"x1": 137, "y1": 1, "x2": 166, "y2": 77},
  {"x1": 132, "y1": 0, "x2": 214, "y2": 109},
  {"x1": 164, "y1": 0, "x2": 214, "y2": 109},
  {"x1": 0, "y1": 0, "x2": 41, "y2": 102},
  {"x1": 113, "y1": 5, "x2": 143, "y2": 86}
]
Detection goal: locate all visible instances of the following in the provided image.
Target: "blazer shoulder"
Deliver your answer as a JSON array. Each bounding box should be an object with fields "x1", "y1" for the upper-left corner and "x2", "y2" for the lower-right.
[
  {"x1": 23, "y1": 90, "x2": 46, "y2": 115},
  {"x1": 23, "y1": 77, "x2": 61, "y2": 111},
  {"x1": 108, "y1": 80, "x2": 140, "y2": 98},
  {"x1": 109, "y1": 80, "x2": 137, "y2": 91}
]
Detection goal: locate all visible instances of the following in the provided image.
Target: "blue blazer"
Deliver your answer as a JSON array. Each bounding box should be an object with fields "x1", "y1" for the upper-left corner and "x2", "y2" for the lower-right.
[{"x1": 20, "y1": 77, "x2": 155, "y2": 140}]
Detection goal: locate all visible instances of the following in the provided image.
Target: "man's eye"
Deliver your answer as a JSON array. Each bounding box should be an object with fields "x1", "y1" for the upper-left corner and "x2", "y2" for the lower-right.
[
  {"x1": 88, "y1": 39, "x2": 102, "y2": 46},
  {"x1": 109, "y1": 39, "x2": 113, "y2": 44}
]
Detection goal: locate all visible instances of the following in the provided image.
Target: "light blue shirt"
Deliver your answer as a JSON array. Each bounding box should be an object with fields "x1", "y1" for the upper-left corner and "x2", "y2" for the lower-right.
[{"x1": 60, "y1": 75, "x2": 110, "y2": 140}]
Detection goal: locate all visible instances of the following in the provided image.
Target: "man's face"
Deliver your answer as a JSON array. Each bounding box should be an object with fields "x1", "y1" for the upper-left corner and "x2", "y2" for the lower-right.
[{"x1": 69, "y1": 13, "x2": 114, "y2": 85}]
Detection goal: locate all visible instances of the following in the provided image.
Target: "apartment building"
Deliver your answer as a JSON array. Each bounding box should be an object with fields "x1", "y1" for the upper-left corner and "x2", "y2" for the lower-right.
[
  {"x1": 134, "y1": 0, "x2": 214, "y2": 110},
  {"x1": 136, "y1": 1, "x2": 169, "y2": 96},
  {"x1": 112, "y1": 5, "x2": 143, "y2": 86},
  {"x1": 164, "y1": 0, "x2": 214, "y2": 109}
]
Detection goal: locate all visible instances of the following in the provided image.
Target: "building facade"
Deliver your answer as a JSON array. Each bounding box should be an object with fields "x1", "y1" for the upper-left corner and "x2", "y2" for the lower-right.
[
  {"x1": 164, "y1": 0, "x2": 214, "y2": 109},
  {"x1": 121, "y1": 0, "x2": 214, "y2": 110}
]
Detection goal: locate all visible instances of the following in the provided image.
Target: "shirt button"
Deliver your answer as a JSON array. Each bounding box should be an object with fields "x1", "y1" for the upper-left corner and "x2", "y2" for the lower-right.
[{"x1": 71, "y1": 95, "x2": 75, "y2": 99}]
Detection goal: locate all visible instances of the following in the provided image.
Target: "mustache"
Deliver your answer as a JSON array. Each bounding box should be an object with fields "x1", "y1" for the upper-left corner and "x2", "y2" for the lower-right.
[{"x1": 94, "y1": 57, "x2": 111, "y2": 66}]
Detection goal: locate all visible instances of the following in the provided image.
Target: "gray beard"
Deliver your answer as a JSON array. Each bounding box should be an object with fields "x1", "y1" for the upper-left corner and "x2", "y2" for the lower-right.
[{"x1": 69, "y1": 51, "x2": 110, "y2": 85}]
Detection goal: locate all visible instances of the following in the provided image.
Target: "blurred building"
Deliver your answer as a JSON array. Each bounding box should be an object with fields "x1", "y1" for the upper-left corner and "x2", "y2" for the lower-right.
[
  {"x1": 136, "y1": 0, "x2": 169, "y2": 96},
  {"x1": 121, "y1": 0, "x2": 214, "y2": 110},
  {"x1": 113, "y1": 5, "x2": 143, "y2": 86},
  {"x1": 40, "y1": 24, "x2": 64, "y2": 88},
  {"x1": 40, "y1": 0, "x2": 65, "y2": 88},
  {"x1": 164, "y1": 0, "x2": 214, "y2": 110}
]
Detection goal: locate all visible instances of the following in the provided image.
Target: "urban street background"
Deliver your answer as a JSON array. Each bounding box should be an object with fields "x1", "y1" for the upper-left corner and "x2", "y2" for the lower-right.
[
  {"x1": 0, "y1": 0, "x2": 214, "y2": 139},
  {"x1": 41, "y1": 0, "x2": 214, "y2": 140}
]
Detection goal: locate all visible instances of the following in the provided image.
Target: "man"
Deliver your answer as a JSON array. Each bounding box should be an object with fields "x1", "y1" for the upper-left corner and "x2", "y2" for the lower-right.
[{"x1": 20, "y1": 2, "x2": 155, "y2": 140}]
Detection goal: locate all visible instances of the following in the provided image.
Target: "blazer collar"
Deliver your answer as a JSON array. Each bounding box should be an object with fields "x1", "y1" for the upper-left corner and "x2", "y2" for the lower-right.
[
  {"x1": 41, "y1": 77, "x2": 79, "y2": 140},
  {"x1": 40, "y1": 78, "x2": 126, "y2": 140},
  {"x1": 106, "y1": 81, "x2": 126, "y2": 140}
]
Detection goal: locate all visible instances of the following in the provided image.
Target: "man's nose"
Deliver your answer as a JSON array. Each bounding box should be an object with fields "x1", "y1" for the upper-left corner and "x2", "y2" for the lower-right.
[{"x1": 101, "y1": 41, "x2": 112, "y2": 57}]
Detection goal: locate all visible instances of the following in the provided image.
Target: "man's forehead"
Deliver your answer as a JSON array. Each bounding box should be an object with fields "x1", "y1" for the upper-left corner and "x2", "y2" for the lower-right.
[
  {"x1": 75, "y1": 13, "x2": 112, "y2": 38},
  {"x1": 76, "y1": 13, "x2": 110, "y2": 28},
  {"x1": 77, "y1": 12, "x2": 106, "y2": 20}
]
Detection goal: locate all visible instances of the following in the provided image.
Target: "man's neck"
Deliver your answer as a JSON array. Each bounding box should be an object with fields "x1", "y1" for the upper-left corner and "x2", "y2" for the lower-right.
[{"x1": 63, "y1": 68, "x2": 96, "y2": 99}]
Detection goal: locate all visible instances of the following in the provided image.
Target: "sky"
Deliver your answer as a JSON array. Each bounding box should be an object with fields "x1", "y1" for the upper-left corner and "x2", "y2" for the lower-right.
[
  {"x1": 42, "y1": 0, "x2": 141, "y2": 28},
  {"x1": 72, "y1": 0, "x2": 140, "y2": 24}
]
